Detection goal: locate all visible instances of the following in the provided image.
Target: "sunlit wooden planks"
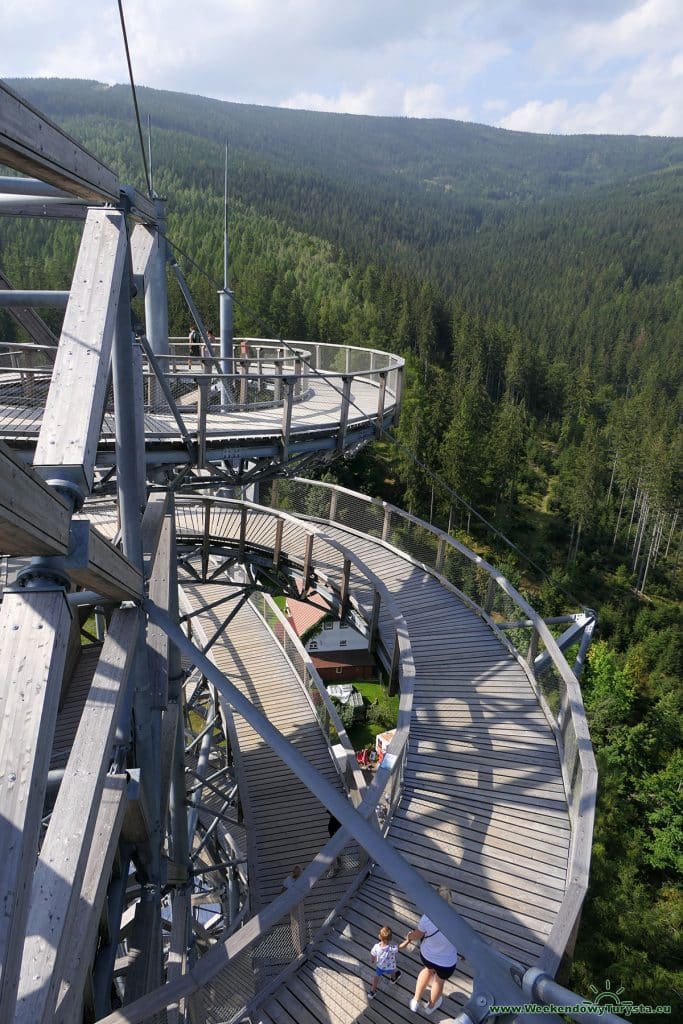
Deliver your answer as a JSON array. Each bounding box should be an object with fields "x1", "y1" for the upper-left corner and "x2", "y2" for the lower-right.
[
  {"x1": 15, "y1": 609, "x2": 139, "y2": 1024},
  {"x1": 33, "y1": 207, "x2": 127, "y2": 495},
  {"x1": 0, "y1": 590, "x2": 72, "y2": 1022},
  {"x1": 54, "y1": 774, "x2": 128, "y2": 1024},
  {"x1": 0, "y1": 440, "x2": 70, "y2": 554}
]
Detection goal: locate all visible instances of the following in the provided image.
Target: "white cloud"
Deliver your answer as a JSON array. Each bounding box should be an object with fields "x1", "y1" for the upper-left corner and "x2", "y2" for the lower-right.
[
  {"x1": 403, "y1": 84, "x2": 469, "y2": 121},
  {"x1": 281, "y1": 81, "x2": 469, "y2": 121},
  {"x1": 3, "y1": 0, "x2": 683, "y2": 134},
  {"x1": 501, "y1": 99, "x2": 570, "y2": 134},
  {"x1": 565, "y1": 0, "x2": 682, "y2": 70}
]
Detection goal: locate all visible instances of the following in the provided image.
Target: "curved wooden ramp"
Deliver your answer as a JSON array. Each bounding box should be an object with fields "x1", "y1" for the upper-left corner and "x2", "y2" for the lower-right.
[
  {"x1": 175, "y1": 505, "x2": 571, "y2": 1023},
  {"x1": 180, "y1": 579, "x2": 352, "y2": 917}
]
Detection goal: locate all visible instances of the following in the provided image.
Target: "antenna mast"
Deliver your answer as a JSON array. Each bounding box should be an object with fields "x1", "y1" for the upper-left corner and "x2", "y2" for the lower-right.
[
  {"x1": 147, "y1": 114, "x2": 154, "y2": 196},
  {"x1": 219, "y1": 136, "x2": 233, "y2": 405},
  {"x1": 224, "y1": 138, "x2": 229, "y2": 290}
]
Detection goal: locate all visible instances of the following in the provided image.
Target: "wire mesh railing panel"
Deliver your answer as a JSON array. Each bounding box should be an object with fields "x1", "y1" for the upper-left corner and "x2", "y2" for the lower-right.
[
  {"x1": 0, "y1": 368, "x2": 52, "y2": 410},
  {"x1": 392, "y1": 515, "x2": 441, "y2": 569},
  {"x1": 333, "y1": 491, "x2": 385, "y2": 539},
  {"x1": 272, "y1": 478, "x2": 330, "y2": 520}
]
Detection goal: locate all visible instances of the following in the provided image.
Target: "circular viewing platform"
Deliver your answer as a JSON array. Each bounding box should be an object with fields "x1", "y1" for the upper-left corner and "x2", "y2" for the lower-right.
[{"x1": 0, "y1": 337, "x2": 404, "y2": 477}]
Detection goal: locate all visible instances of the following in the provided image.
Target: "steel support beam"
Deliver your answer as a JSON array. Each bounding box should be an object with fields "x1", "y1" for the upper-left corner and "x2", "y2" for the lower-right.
[{"x1": 0, "y1": 289, "x2": 70, "y2": 307}]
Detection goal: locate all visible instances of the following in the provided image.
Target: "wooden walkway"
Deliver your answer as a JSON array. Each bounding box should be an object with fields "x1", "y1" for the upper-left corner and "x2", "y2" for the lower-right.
[
  {"x1": 175, "y1": 508, "x2": 570, "y2": 1023},
  {"x1": 180, "y1": 578, "x2": 352, "y2": 925},
  {"x1": 0, "y1": 374, "x2": 389, "y2": 445}
]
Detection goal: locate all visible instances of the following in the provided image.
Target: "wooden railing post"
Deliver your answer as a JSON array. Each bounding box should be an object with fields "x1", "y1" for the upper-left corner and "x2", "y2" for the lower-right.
[
  {"x1": 281, "y1": 379, "x2": 294, "y2": 462},
  {"x1": 435, "y1": 536, "x2": 446, "y2": 573},
  {"x1": 382, "y1": 506, "x2": 391, "y2": 542},
  {"x1": 272, "y1": 518, "x2": 283, "y2": 569},
  {"x1": 340, "y1": 558, "x2": 351, "y2": 619},
  {"x1": 369, "y1": 589, "x2": 381, "y2": 653},
  {"x1": 238, "y1": 507, "x2": 248, "y2": 564},
  {"x1": 388, "y1": 630, "x2": 400, "y2": 696},
  {"x1": 329, "y1": 489, "x2": 339, "y2": 522},
  {"x1": 201, "y1": 500, "x2": 212, "y2": 582},
  {"x1": 336, "y1": 375, "x2": 352, "y2": 452},
  {"x1": 274, "y1": 358, "x2": 283, "y2": 402},
  {"x1": 527, "y1": 628, "x2": 539, "y2": 673},
  {"x1": 375, "y1": 371, "x2": 387, "y2": 438},
  {"x1": 197, "y1": 374, "x2": 208, "y2": 469},
  {"x1": 394, "y1": 364, "x2": 404, "y2": 425},
  {"x1": 239, "y1": 359, "x2": 248, "y2": 406},
  {"x1": 302, "y1": 534, "x2": 313, "y2": 593}
]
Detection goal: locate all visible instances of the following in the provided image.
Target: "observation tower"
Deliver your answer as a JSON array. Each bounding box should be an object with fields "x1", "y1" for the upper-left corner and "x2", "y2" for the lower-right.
[{"x1": 0, "y1": 81, "x2": 599, "y2": 1024}]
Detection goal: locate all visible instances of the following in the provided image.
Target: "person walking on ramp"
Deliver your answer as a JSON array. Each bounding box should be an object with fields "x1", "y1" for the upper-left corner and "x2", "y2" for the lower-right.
[
  {"x1": 399, "y1": 885, "x2": 459, "y2": 1014},
  {"x1": 368, "y1": 925, "x2": 402, "y2": 998}
]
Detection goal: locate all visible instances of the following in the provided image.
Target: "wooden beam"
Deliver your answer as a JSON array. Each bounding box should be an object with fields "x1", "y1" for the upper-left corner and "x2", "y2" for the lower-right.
[
  {"x1": 53, "y1": 774, "x2": 128, "y2": 1024},
  {"x1": 0, "y1": 449, "x2": 141, "y2": 597},
  {"x1": 0, "y1": 441, "x2": 70, "y2": 555},
  {"x1": 130, "y1": 223, "x2": 156, "y2": 288},
  {"x1": 124, "y1": 891, "x2": 163, "y2": 1004},
  {"x1": 145, "y1": 495, "x2": 173, "y2": 710},
  {"x1": 0, "y1": 197, "x2": 87, "y2": 219},
  {"x1": 0, "y1": 590, "x2": 72, "y2": 1023},
  {"x1": 141, "y1": 491, "x2": 170, "y2": 577},
  {"x1": 167, "y1": 888, "x2": 190, "y2": 1024},
  {"x1": 33, "y1": 208, "x2": 128, "y2": 496},
  {"x1": 15, "y1": 610, "x2": 139, "y2": 1024},
  {"x1": 0, "y1": 82, "x2": 156, "y2": 222},
  {"x1": 70, "y1": 519, "x2": 143, "y2": 600}
]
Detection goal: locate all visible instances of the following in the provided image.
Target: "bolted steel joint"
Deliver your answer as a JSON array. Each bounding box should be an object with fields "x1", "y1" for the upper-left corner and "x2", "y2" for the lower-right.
[{"x1": 15, "y1": 556, "x2": 70, "y2": 592}]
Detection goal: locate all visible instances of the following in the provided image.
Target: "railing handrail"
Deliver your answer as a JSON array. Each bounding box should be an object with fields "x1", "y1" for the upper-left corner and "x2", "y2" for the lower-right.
[
  {"x1": 168, "y1": 335, "x2": 405, "y2": 369},
  {"x1": 248, "y1": 589, "x2": 367, "y2": 794},
  {"x1": 174, "y1": 492, "x2": 414, "y2": 780},
  {"x1": 270, "y1": 477, "x2": 597, "y2": 977},
  {"x1": 162, "y1": 495, "x2": 417, "y2": 1019}
]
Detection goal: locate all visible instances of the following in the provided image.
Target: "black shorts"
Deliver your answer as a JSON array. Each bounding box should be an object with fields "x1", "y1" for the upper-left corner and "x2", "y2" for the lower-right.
[{"x1": 420, "y1": 952, "x2": 457, "y2": 980}]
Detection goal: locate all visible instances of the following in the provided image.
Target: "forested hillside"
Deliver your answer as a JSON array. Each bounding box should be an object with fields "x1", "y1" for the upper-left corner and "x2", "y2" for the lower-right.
[{"x1": 1, "y1": 78, "x2": 681, "y2": 1019}]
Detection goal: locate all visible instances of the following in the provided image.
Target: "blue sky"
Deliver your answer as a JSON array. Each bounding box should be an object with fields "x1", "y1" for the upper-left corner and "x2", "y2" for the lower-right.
[{"x1": 4, "y1": 0, "x2": 683, "y2": 135}]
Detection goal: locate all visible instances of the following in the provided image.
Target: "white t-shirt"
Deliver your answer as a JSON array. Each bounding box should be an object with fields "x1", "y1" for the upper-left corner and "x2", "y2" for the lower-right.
[
  {"x1": 371, "y1": 941, "x2": 398, "y2": 971},
  {"x1": 418, "y1": 914, "x2": 458, "y2": 967}
]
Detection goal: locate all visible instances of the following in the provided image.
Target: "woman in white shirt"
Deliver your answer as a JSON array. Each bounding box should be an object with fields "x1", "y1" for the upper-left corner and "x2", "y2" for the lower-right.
[{"x1": 398, "y1": 885, "x2": 459, "y2": 1015}]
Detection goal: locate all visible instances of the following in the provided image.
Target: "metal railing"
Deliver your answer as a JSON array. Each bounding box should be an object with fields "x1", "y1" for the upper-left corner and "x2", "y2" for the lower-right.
[
  {"x1": 0, "y1": 340, "x2": 404, "y2": 456},
  {"x1": 248, "y1": 589, "x2": 366, "y2": 796},
  {"x1": 265, "y1": 477, "x2": 598, "y2": 978},
  {"x1": 170, "y1": 495, "x2": 415, "y2": 1023}
]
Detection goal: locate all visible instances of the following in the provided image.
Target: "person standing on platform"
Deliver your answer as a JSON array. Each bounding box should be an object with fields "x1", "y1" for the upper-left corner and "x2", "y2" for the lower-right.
[
  {"x1": 327, "y1": 811, "x2": 342, "y2": 876},
  {"x1": 399, "y1": 885, "x2": 460, "y2": 1015},
  {"x1": 188, "y1": 326, "x2": 199, "y2": 368}
]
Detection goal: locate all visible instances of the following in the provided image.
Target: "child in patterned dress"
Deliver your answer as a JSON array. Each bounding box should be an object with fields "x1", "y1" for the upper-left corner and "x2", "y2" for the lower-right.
[{"x1": 368, "y1": 925, "x2": 402, "y2": 998}]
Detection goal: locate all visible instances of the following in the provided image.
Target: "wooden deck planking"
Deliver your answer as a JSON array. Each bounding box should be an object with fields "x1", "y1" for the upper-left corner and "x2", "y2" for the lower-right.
[
  {"x1": 0, "y1": 375, "x2": 394, "y2": 448},
  {"x1": 73, "y1": 503, "x2": 571, "y2": 1022},
  {"x1": 180, "y1": 579, "x2": 346, "y2": 915},
  {"x1": 239, "y1": 512, "x2": 572, "y2": 1023}
]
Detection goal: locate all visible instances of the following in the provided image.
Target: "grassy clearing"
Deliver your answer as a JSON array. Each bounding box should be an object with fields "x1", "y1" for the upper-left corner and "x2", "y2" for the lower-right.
[{"x1": 343, "y1": 680, "x2": 399, "y2": 751}]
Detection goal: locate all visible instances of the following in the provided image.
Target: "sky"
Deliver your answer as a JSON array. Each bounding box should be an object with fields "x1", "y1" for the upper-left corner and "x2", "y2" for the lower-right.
[{"x1": 4, "y1": 0, "x2": 683, "y2": 136}]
